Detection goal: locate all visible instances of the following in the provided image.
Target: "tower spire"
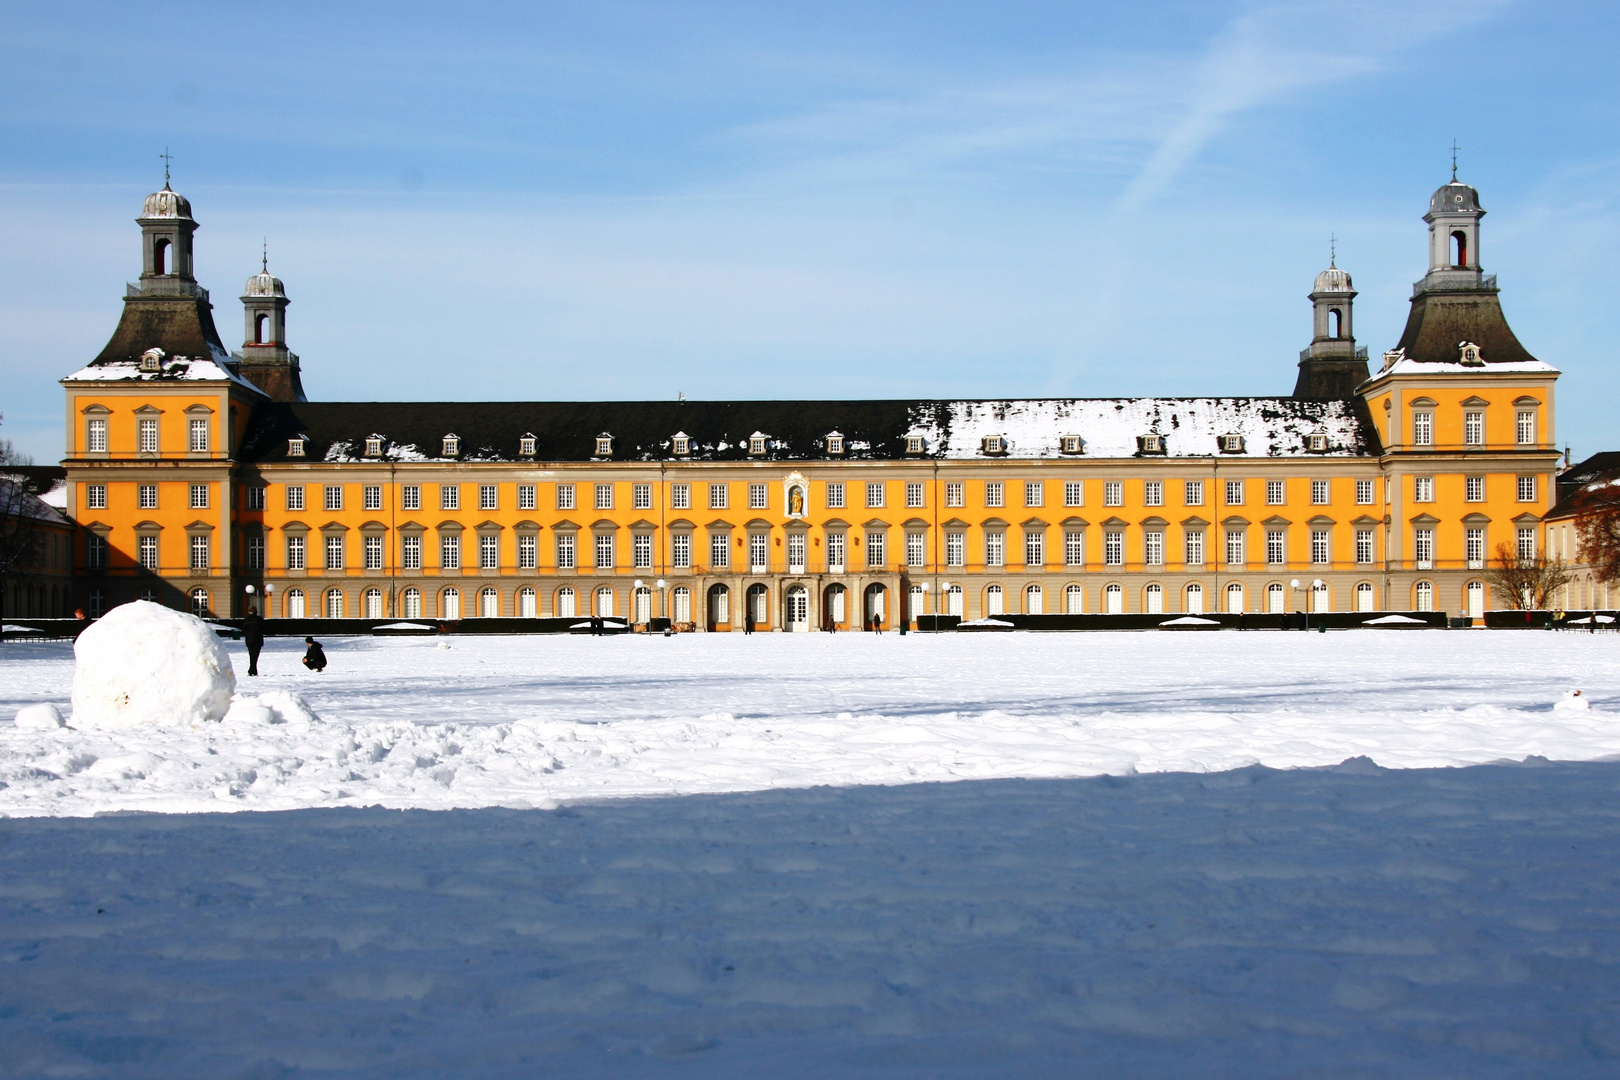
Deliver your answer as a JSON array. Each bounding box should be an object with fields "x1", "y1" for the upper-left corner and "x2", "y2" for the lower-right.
[
  {"x1": 1329, "y1": 233, "x2": 1336, "y2": 268},
  {"x1": 262, "y1": 238, "x2": 268, "y2": 273},
  {"x1": 1450, "y1": 139, "x2": 1460, "y2": 181},
  {"x1": 160, "y1": 146, "x2": 173, "y2": 187}
]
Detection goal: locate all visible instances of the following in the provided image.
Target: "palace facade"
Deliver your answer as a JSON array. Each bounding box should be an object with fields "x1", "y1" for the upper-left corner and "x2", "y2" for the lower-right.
[{"x1": 59, "y1": 176, "x2": 1561, "y2": 629}]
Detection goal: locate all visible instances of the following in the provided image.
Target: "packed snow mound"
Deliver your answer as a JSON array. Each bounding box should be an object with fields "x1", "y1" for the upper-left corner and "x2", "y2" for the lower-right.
[
  {"x1": 222, "y1": 691, "x2": 320, "y2": 728},
  {"x1": 70, "y1": 601, "x2": 236, "y2": 730},
  {"x1": 14, "y1": 703, "x2": 64, "y2": 730},
  {"x1": 1554, "y1": 689, "x2": 1591, "y2": 712}
]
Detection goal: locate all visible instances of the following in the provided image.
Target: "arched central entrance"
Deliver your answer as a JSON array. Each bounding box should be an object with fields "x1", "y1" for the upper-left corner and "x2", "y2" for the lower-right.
[
  {"x1": 706, "y1": 583, "x2": 730, "y2": 631},
  {"x1": 745, "y1": 583, "x2": 769, "y2": 632},
  {"x1": 863, "y1": 583, "x2": 887, "y2": 631},
  {"x1": 785, "y1": 585, "x2": 809, "y2": 631}
]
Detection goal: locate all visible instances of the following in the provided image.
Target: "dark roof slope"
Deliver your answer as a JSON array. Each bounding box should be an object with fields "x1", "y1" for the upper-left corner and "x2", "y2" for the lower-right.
[
  {"x1": 1557, "y1": 451, "x2": 1620, "y2": 506},
  {"x1": 1393, "y1": 288, "x2": 1539, "y2": 366},
  {"x1": 92, "y1": 291, "x2": 231, "y2": 366}
]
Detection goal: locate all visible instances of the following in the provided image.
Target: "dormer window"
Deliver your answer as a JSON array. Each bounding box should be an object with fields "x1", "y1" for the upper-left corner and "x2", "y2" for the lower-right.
[
  {"x1": 748, "y1": 432, "x2": 768, "y2": 456},
  {"x1": 1218, "y1": 434, "x2": 1245, "y2": 454},
  {"x1": 671, "y1": 432, "x2": 690, "y2": 456},
  {"x1": 364, "y1": 435, "x2": 383, "y2": 457},
  {"x1": 1306, "y1": 432, "x2": 1329, "y2": 452},
  {"x1": 139, "y1": 348, "x2": 163, "y2": 373},
  {"x1": 442, "y1": 434, "x2": 460, "y2": 457},
  {"x1": 287, "y1": 436, "x2": 306, "y2": 457},
  {"x1": 594, "y1": 433, "x2": 613, "y2": 457},
  {"x1": 981, "y1": 436, "x2": 1006, "y2": 455},
  {"x1": 905, "y1": 436, "x2": 925, "y2": 454},
  {"x1": 518, "y1": 433, "x2": 536, "y2": 456},
  {"x1": 1138, "y1": 434, "x2": 1165, "y2": 454},
  {"x1": 826, "y1": 432, "x2": 844, "y2": 455},
  {"x1": 1060, "y1": 435, "x2": 1083, "y2": 454},
  {"x1": 1459, "y1": 341, "x2": 1484, "y2": 366}
]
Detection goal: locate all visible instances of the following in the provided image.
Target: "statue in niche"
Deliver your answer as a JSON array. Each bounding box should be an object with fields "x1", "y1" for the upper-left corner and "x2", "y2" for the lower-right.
[{"x1": 788, "y1": 485, "x2": 805, "y2": 518}]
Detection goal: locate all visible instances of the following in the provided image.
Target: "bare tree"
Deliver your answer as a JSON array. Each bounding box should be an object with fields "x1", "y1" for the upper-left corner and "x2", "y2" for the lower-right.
[
  {"x1": 0, "y1": 479, "x2": 44, "y2": 612},
  {"x1": 1482, "y1": 542, "x2": 1573, "y2": 610},
  {"x1": 0, "y1": 413, "x2": 33, "y2": 467},
  {"x1": 1573, "y1": 479, "x2": 1620, "y2": 586}
]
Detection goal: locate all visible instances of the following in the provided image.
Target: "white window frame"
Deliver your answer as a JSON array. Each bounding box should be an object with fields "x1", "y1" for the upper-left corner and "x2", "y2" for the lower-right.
[
  {"x1": 1184, "y1": 480, "x2": 1204, "y2": 506},
  {"x1": 946, "y1": 531, "x2": 965, "y2": 568},
  {"x1": 440, "y1": 534, "x2": 460, "y2": 570},
  {"x1": 1024, "y1": 482, "x2": 1043, "y2": 508},
  {"x1": 1226, "y1": 529, "x2": 1245, "y2": 567},
  {"x1": 1143, "y1": 481, "x2": 1162, "y2": 507},
  {"x1": 1064, "y1": 481, "x2": 1083, "y2": 508},
  {"x1": 190, "y1": 483, "x2": 209, "y2": 510},
  {"x1": 364, "y1": 485, "x2": 382, "y2": 511},
  {"x1": 402, "y1": 485, "x2": 421, "y2": 511},
  {"x1": 190, "y1": 534, "x2": 210, "y2": 571},
  {"x1": 1516, "y1": 410, "x2": 1536, "y2": 445},
  {"x1": 595, "y1": 532, "x2": 615, "y2": 570},
  {"x1": 986, "y1": 482, "x2": 1004, "y2": 509},
  {"x1": 1310, "y1": 529, "x2": 1330, "y2": 565},
  {"x1": 634, "y1": 532, "x2": 653, "y2": 569},
  {"x1": 1025, "y1": 530, "x2": 1044, "y2": 567},
  {"x1": 595, "y1": 483, "x2": 614, "y2": 511},
  {"x1": 481, "y1": 484, "x2": 499, "y2": 511},
  {"x1": 1103, "y1": 481, "x2": 1122, "y2": 507},
  {"x1": 1466, "y1": 528, "x2": 1484, "y2": 569},
  {"x1": 1465, "y1": 476, "x2": 1484, "y2": 502},
  {"x1": 709, "y1": 483, "x2": 729, "y2": 510},
  {"x1": 670, "y1": 484, "x2": 690, "y2": 510},
  {"x1": 1414, "y1": 476, "x2": 1434, "y2": 503},
  {"x1": 1310, "y1": 480, "x2": 1329, "y2": 506},
  {"x1": 441, "y1": 484, "x2": 460, "y2": 511},
  {"x1": 1355, "y1": 529, "x2": 1374, "y2": 565},
  {"x1": 325, "y1": 484, "x2": 343, "y2": 512},
  {"x1": 634, "y1": 484, "x2": 652, "y2": 510},
  {"x1": 556, "y1": 534, "x2": 576, "y2": 570},
  {"x1": 710, "y1": 531, "x2": 730, "y2": 570},
  {"x1": 1104, "y1": 531, "x2": 1123, "y2": 566},
  {"x1": 1267, "y1": 530, "x2": 1285, "y2": 565},
  {"x1": 324, "y1": 533, "x2": 344, "y2": 570},
  {"x1": 1184, "y1": 530, "x2": 1205, "y2": 567},
  {"x1": 138, "y1": 417, "x2": 158, "y2": 454},
  {"x1": 188, "y1": 417, "x2": 209, "y2": 453},
  {"x1": 945, "y1": 482, "x2": 964, "y2": 507},
  {"x1": 364, "y1": 534, "x2": 383, "y2": 570},
  {"x1": 480, "y1": 533, "x2": 499, "y2": 570},
  {"x1": 985, "y1": 531, "x2": 1005, "y2": 568},
  {"x1": 1355, "y1": 479, "x2": 1374, "y2": 505},
  {"x1": 401, "y1": 535, "x2": 421, "y2": 570},
  {"x1": 1517, "y1": 475, "x2": 1537, "y2": 502},
  {"x1": 1224, "y1": 479, "x2": 1243, "y2": 505},
  {"x1": 556, "y1": 484, "x2": 576, "y2": 511},
  {"x1": 671, "y1": 533, "x2": 691, "y2": 569},
  {"x1": 518, "y1": 534, "x2": 537, "y2": 569},
  {"x1": 85, "y1": 484, "x2": 107, "y2": 510},
  {"x1": 749, "y1": 483, "x2": 768, "y2": 510},
  {"x1": 906, "y1": 482, "x2": 925, "y2": 508},
  {"x1": 906, "y1": 531, "x2": 926, "y2": 567},
  {"x1": 1144, "y1": 531, "x2": 1163, "y2": 566},
  {"x1": 825, "y1": 482, "x2": 845, "y2": 509},
  {"x1": 1064, "y1": 530, "x2": 1084, "y2": 566},
  {"x1": 87, "y1": 417, "x2": 108, "y2": 453},
  {"x1": 1464, "y1": 411, "x2": 1484, "y2": 445},
  {"x1": 1413, "y1": 410, "x2": 1433, "y2": 447}
]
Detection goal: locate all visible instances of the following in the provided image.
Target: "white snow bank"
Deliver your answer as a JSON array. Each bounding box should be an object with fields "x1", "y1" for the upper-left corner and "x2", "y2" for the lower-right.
[
  {"x1": 13, "y1": 703, "x2": 64, "y2": 730},
  {"x1": 1362, "y1": 614, "x2": 1428, "y2": 626},
  {"x1": 69, "y1": 601, "x2": 235, "y2": 730},
  {"x1": 1160, "y1": 616, "x2": 1220, "y2": 627},
  {"x1": 221, "y1": 691, "x2": 320, "y2": 728},
  {"x1": 957, "y1": 617, "x2": 1014, "y2": 628}
]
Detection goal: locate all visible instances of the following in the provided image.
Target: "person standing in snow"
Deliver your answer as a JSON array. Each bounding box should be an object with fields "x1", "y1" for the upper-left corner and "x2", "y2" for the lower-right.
[
  {"x1": 242, "y1": 606, "x2": 265, "y2": 676},
  {"x1": 301, "y1": 636, "x2": 327, "y2": 672}
]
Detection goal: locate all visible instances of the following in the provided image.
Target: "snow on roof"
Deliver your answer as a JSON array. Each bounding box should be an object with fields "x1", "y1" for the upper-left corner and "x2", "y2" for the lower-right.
[
  {"x1": 62, "y1": 356, "x2": 266, "y2": 395},
  {"x1": 1380, "y1": 358, "x2": 1560, "y2": 378},
  {"x1": 916, "y1": 398, "x2": 1368, "y2": 458}
]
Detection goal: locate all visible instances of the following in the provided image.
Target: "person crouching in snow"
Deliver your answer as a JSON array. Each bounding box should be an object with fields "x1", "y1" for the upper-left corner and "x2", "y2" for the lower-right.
[{"x1": 302, "y1": 636, "x2": 327, "y2": 672}]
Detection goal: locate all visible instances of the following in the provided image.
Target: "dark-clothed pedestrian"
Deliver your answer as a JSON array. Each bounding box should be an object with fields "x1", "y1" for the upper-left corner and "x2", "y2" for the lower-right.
[
  {"x1": 302, "y1": 636, "x2": 327, "y2": 672},
  {"x1": 243, "y1": 606, "x2": 265, "y2": 676}
]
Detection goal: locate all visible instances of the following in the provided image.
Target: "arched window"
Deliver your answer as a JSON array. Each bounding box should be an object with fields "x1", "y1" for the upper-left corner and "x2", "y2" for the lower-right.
[
  {"x1": 672, "y1": 586, "x2": 691, "y2": 624},
  {"x1": 1329, "y1": 308, "x2": 1342, "y2": 339},
  {"x1": 946, "y1": 584, "x2": 963, "y2": 617},
  {"x1": 1025, "y1": 584, "x2": 1043, "y2": 614},
  {"x1": 518, "y1": 587, "x2": 537, "y2": 618},
  {"x1": 985, "y1": 584, "x2": 1004, "y2": 616},
  {"x1": 1226, "y1": 582, "x2": 1244, "y2": 613},
  {"x1": 1355, "y1": 581, "x2": 1375, "y2": 612},
  {"x1": 364, "y1": 588, "x2": 383, "y2": 618},
  {"x1": 1064, "y1": 583, "x2": 1084, "y2": 614},
  {"x1": 1466, "y1": 580, "x2": 1485, "y2": 619},
  {"x1": 634, "y1": 585, "x2": 652, "y2": 624},
  {"x1": 325, "y1": 588, "x2": 344, "y2": 619},
  {"x1": 1267, "y1": 582, "x2": 1286, "y2": 613},
  {"x1": 402, "y1": 587, "x2": 422, "y2": 618},
  {"x1": 557, "y1": 586, "x2": 576, "y2": 619},
  {"x1": 1311, "y1": 581, "x2": 1330, "y2": 613},
  {"x1": 285, "y1": 588, "x2": 305, "y2": 618},
  {"x1": 1450, "y1": 230, "x2": 1467, "y2": 267},
  {"x1": 1105, "y1": 583, "x2": 1124, "y2": 614},
  {"x1": 480, "y1": 587, "x2": 500, "y2": 618},
  {"x1": 254, "y1": 313, "x2": 269, "y2": 344},
  {"x1": 1144, "y1": 582, "x2": 1163, "y2": 614},
  {"x1": 595, "y1": 586, "x2": 615, "y2": 618},
  {"x1": 189, "y1": 587, "x2": 210, "y2": 617},
  {"x1": 153, "y1": 238, "x2": 169, "y2": 276},
  {"x1": 441, "y1": 587, "x2": 461, "y2": 620},
  {"x1": 1185, "y1": 583, "x2": 1204, "y2": 614},
  {"x1": 1414, "y1": 580, "x2": 1434, "y2": 612}
]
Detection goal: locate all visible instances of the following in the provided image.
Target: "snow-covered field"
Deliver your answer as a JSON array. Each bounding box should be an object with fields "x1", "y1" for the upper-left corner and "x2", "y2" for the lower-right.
[{"x1": 4, "y1": 630, "x2": 1620, "y2": 1076}]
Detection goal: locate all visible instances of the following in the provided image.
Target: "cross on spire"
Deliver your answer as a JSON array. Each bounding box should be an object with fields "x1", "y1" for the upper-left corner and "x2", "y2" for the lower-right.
[
  {"x1": 262, "y1": 238, "x2": 268, "y2": 273},
  {"x1": 159, "y1": 146, "x2": 173, "y2": 186},
  {"x1": 1450, "y1": 139, "x2": 1461, "y2": 181},
  {"x1": 1329, "y1": 233, "x2": 1336, "y2": 268}
]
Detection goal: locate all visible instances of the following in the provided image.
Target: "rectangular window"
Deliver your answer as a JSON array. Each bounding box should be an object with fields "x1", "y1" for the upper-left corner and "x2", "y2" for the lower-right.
[
  {"x1": 828, "y1": 532, "x2": 846, "y2": 571},
  {"x1": 1142, "y1": 480, "x2": 1162, "y2": 507},
  {"x1": 709, "y1": 484, "x2": 729, "y2": 510},
  {"x1": 556, "y1": 484, "x2": 575, "y2": 511},
  {"x1": 1310, "y1": 479, "x2": 1329, "y2": 505},
  {"x1": 285, "y1": 535, "x2": 305, "y2": 571},
  {"x1": 85, "y1": 533, "x2": 106, "y2": 569},
  {"x1": 518, "y1": 484, "x2": 537, "y2": 510},
  {"x1": 481, "y1": 484, "x2": 498, "y2": 511},
  {"x1": 946, "y1": 531, "x2": 965, "y2": 567},
  {"x1": 1185, "y1": 531, "x2": 1204, "y2": 567},
  {"x1": 1064, "y1": 530, "x2": 1084, "y2": 566},
  {"x1": 710, "y1": 532, "x2": 729, "y2": 569},
  {"x1": 1226, "y1": 530, "x2": 1245, "y2": 566},
  {"x1": 441, "y1": 484, "x2": 459, "y2": 511},
  {"x1": 595, "y1": 533, "x2": 614, "y2": 569},
  {"x1": 189, "y1": 418, "x2": 209, "y2": 452},
  {"x1": 189, "y1": 483, "x2": 208, "y2": 509},
  {"x1": 1185, "y1": 480, "x2": 1204, "y2": 506},
  {"x1": 285, "y1": 485, "x2": 303, "y2": 512},
  {"x1": 190, "y1": 534, "x2": 209, "y2": 571},
  {"x1": 1414, "y1": 528, "x2": 1434, "y2": 569},
  {"x1": 87, "y1": 417, "x2": 108, "y2": 453},
  {"x1": 441, "y1": 534, "x2": 460, "y2": 570},
  {"x1": 325, "y1": 485, "x2": 343, "y2": 511},
  {"x1": 986, "y1": 482, "x2": 1004, "y2": 508},
  {"x1": 1225, "y1": 479, "x2": 1244, "y2": 505},
  {"x1": 1267, "y1": 530, "x2": 1285, "y2": 565},
  {"x1": 402, "y1": 485, "x2": 421, "y2": 511},
  {"x1": 634, "y1": 533, "x2": 653, "y2": 569},
  {"x1": 518, "y1": 534, "x2": 537, "y2": 569},
  {"x1": 1466, "y1": 528, "x2": 1485, "y2": 569},
  {"x1": 245, "y1": 485, "x2": 266, "y2": 511},
  {"x1": 1517, "y1": 410, "x2": 1536, "y2": 445},
  {"x1": 1413, "y1": 411, "x2": 1433, "y2": 446},
  {"x1": 137, "y1": 533, "x2": 158, "y2": 570},
  {"x1": 325, "y1": 534, "x2": 344, "y2": 570},
  {"x1": 1356, "y1": 529, "x2": 1374, "y2": 565},
  {"x1": 1414, "y1": 476, "x2": 1434, "y2": 503},
  {"x1": 826, "y1": 482, "x2": 845, "y2": 509},
  {"x1": 138, "y1": 417, "x2": 158, "y2": 453},
  {"x1": 750, "y1": 533, "x2": 768, "y2": 571},
  {"x1": 750, "y1": 483, "x2": 768, "y2": 510},
  {"x1": 1465, "y1": 411, "x2": 1484, "y2": 445},
  {"x1": 1105, "y1": 531, "x2": 1123, "y2": 566},
  {"x1": 1517, "y1": 475, "x2": 1537, "y2": 502},
  {"x1": 906, "y1": 482, "x2": 925, "y2": 508},
  {"x1": 634, "y1": 484, "x2": 652, "y2": 510},
  {"x1": 1310, "y1": 530, "x2": 1330, "y2": 565},
  {"x1": 364, "y1": 534, "x2": 383, "y2": 570},
  {"x1": 1025, "y1": 530, "x2": 1044, "y2": 567},
  {"x1": 788, "y1": 533, "x2": 806, "y2": 569},
  {"x1": 865, "y1": 483, "x2": 885, "y2": 509},
  {"x1": 1144, "y1": 531, "x2": 1163, "y2": 566},
  {"x1": 1355, "y1": 479, "x2": 1374, "y2": 505},
  {"x1": 1517, "y1": 527, "x2": 1536, "y2": 561},
  {"x1": 671, "y1": 484, "x2": 690, "y2": 510},
  {"x1": 906, "y1": 532, "x2": 925, "y2": 567},
  {"x1": 1104, "y1": 481, "x2": 1123, "y2": 507},
  {"x1": 594, "y1": 484, "x2": 613, "y2": 511},
  {"x1": 402, "y1": 535, "x2": 421, "y2": 570},
  {"x1": 986, "y1": 531, "x2": 1005, "y2": 567},
  {"x1": 1266, "y1": 480, "x2": 1285, "y2": 505},
  {"x1": 363, "y1": 485, "x2": 382, "y2": 511},
  {"x1": 1064, "y1": 481, "x2": 1083, "y2": 507},
  {"x1": 671, "y1": 533, "x2": 691, "y2": 569},
  {"x1": 1465, "y1": 476, "x2": 1484, "y2": 502},
  {"x1": 245, "y1": 535, "x2": 264, "y2": 570},
  {"x1": 477, "y1": 533, "x2": 497, "y2": 569},
  {"x1": 1024, "y1": 481, "x2": 1044, "y2": 508},
  {"x1": 945, "y1": 482, "x2": 964, "y2": 507}
]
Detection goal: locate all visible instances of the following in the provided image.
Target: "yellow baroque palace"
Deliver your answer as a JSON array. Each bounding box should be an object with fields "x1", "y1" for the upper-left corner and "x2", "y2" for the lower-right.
[{"x1": 60, "y1": 176, "x2": 1561, "y2": 629}]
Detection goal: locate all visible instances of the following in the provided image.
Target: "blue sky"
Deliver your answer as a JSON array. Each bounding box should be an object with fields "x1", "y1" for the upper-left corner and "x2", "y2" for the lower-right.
[{"x1": 2, "y1": 0, "x2": 1616, "y2": 463}]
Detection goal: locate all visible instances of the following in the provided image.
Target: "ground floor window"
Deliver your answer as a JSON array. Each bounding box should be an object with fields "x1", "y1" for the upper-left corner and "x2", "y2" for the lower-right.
[
  {"x1": 190, "y1": 588, "x2": 210, "y2": 617},
  {"x1": 1226, "y1": 582, "x2": 1244, "y2": 613},
  {"x1": 635, "y1": 586, "x2": 652, "y2": 623},
  {"x1": 946, "y1": 584, "x2": 963, "y2": 617},
  {"x1": 908, "y1": 584, "x2": 924, "y2": 620},
  {"x1": 402, "y1": 588, "x2": 422, "y2": 618},
  {"x1": 673, "y1": 586, "x2": 692, "y2": 624},
  {"x1": 88, "y1": 589, "x2": 106, "y2": 618},
  {"x1": 519, "y1": 587, "x2": 537, "y2": 618},
  {"x1": 1144, "y1": 583, "x2": 1162, "y2": 614},
  {"x1": 1025, "y1": 584, "x2": 1043, "y2": 614},
  {"x1": 441, "y1": 587, "x2": 461, "y2": 620},
  {"x1": 1064, "y1": 584, "x2": 1083, "y2": 614},
  {"x1": 596, "y1": 586, "x2": 615, "y2": 618},
  {"x1": 1185, "y1": 583, "x2": 1203, "y2": 615},
  {"x1": 1466, "y1": 580, "x2": 1485, "y2": 619},
  {"x1": 325, "y1": 588, "x2": 344, "y2": 619},
  {"x1": 985, "y1": 584, "x2": 1004, "y2": 616},
  {"x1": 1415, "y1": 580, "x2": 1434, "y2": 612},
  {"x1": 480, "y1": 587, "x2": 499, "y2": 618},
  {"x1": 1105, "y1": 583, "x2": 1123, "y2": 614},
  {"x1": 364, "y1": 588, "x2": 383, "y2": 618},
  {"x1": 1267, "y1": 582, "x2": 1286, "y2": 613},
  {"x1": 558, "y1": 587, "x2": 576, "y2": 618},
  {"x1": 1355, "y1": 582, "x2": 1375, "y2": 612}
]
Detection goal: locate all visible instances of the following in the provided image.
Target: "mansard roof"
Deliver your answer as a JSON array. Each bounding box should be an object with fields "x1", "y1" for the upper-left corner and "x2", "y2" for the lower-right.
[
  {"x1": 237, "y1": 396, "x2": 1379, "y2": 464},
  {"x1": 1393, "y1": 283, "x2": 1541, "y2": 367}
]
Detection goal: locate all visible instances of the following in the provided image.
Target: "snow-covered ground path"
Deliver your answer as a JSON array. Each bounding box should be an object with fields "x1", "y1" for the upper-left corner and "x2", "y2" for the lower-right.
[{"x1": 3, "y1": 630, "x2": 1619, "y2": 816}]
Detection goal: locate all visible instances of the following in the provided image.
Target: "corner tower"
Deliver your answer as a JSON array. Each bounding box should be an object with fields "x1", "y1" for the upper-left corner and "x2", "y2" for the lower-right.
[
  {"x1": 1292, "y1": 259, "x2": 1369, "y2": 399},
  {"x1": 233, "y1": 254, "x2": 306, "y2": 402}
]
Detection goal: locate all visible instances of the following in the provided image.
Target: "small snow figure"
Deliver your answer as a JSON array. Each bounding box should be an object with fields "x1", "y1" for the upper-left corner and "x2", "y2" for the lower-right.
[
  {"x1": 302, "y1": 636, "x2": 327, "y2": 673},
  {"x1": 1554, "y1": 689, "x2": 1590, "y2": 712}
]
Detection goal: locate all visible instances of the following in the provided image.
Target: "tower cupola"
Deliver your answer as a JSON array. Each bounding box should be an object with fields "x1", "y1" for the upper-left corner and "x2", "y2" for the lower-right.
[
  {"x1": 1292, "y1": 252, "x2": 1369, "y2": 399},
  {"x1": 137, "y1": 184, "x2": 198, "y2": 287},
  {"x1": 1423, "y1": 179, "x2": 1485, "y2": 287},
  {"x1": 232, "y1": 247, "x2": 306, "y2": 402}
]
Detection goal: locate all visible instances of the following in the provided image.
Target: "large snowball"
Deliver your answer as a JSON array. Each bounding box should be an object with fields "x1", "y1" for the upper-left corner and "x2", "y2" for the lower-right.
[{"x1": 70, "y1": 601, "x2": 236, "y2": 729}]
